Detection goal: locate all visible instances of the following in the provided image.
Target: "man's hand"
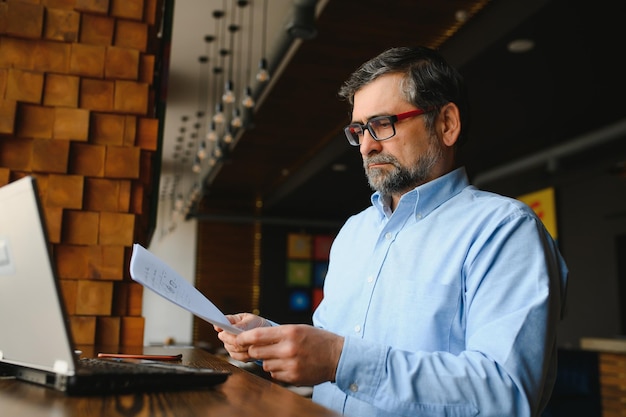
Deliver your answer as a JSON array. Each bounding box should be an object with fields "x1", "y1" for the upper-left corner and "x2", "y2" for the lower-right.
[
  {"x1": 214, "y1": 313, "x2": 271, "y2": 363},
  {"x1": 235, "y1": 324, "x2": 344, "y2": 386}
]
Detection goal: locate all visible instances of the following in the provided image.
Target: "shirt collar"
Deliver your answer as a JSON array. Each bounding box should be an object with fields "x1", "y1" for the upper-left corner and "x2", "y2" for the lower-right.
[{"x1": 371, "y1": 167, "x2": 470, "y2": 220}]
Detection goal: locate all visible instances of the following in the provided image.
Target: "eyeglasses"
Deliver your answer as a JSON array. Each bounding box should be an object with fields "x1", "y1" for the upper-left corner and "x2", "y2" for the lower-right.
[{"x1": 343, "y1": 109, "x2": 429, "y2": 146}]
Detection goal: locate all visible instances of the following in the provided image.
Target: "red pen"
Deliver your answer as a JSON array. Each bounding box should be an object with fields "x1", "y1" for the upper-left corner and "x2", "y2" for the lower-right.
[{"x1": 97, "y1": 353, "x2": 183, "y2": 361}]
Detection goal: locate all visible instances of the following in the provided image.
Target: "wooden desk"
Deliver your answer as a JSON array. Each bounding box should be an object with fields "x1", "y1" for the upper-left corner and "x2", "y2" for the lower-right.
[{"x1": 0, "y1": 346, "x2": 341, "y2": 417}]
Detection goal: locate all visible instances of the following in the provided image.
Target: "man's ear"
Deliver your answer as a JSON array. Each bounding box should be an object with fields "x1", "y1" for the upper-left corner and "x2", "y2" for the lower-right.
[{"x1": 439, "y1": 102, "x2": 461, "y2": 147}]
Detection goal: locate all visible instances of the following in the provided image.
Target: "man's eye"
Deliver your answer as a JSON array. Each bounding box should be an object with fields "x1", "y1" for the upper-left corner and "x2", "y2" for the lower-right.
[{"x1": 371, "y1": 118, "x2": 392, "y2": 129}]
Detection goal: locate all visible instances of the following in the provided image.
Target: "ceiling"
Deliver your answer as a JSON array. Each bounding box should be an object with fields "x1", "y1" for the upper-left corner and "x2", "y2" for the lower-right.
[{"x1": 158, "y1": 0, "x2": 626, "y2": 232}]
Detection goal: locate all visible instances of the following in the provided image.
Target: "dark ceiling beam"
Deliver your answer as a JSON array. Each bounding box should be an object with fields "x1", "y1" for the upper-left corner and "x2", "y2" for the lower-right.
[{"x1": 440, "y1": 0, "x2": 548, "y2": 68}]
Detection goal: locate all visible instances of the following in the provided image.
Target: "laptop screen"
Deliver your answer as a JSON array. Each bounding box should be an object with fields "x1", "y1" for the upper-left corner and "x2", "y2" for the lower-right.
[{"x1": 0, "y1": 176, "x2": 77, "y2": 375}]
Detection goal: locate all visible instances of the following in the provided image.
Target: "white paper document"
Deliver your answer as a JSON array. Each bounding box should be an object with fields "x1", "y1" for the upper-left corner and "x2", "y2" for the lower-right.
[{"x1": 130, "y1": 243, "x2": 242, "y2": 335}]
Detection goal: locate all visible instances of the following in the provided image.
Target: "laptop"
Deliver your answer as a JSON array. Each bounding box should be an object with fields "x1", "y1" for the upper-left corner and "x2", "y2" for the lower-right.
[{"x1": 0, "y1": 176, "x2": 230, "y2": 395}]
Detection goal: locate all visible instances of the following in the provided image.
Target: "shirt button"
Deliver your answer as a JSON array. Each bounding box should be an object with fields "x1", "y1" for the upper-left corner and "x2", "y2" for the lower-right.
[
  {"x1": 349, "y1": 383, "x2": 358, "y2": 392},
  {"x1": 385, "y1": 232, "x2": 392, "y2": 240},
  {"x1": 354, "y1": 325, "x2": 361, "y2": 333},
  {"x1": 367, "y1": 275, "x2": 374, "y2": 283}
]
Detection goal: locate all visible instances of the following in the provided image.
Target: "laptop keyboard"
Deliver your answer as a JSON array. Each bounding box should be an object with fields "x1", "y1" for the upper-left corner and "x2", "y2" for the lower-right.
[{"x1": 78, "y1": 358, "x2": 210, "y2": 375}]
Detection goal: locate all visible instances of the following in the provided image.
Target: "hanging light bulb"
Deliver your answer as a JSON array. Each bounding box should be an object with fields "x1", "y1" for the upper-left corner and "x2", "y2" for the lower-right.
[
  {"x1": 241, "y1": 86, "x2": 255, "y2": 108},
  {"x1": 197, "y1": 140, "x2": 207, "y2": 159},
  {"x1": 223, "y1": 125, "x2": 234, "y2": 144},
  {"x1": 242, "y1": 0, "x2": 255, "y2": 109},
  {"x1": 222, "y1": 79, "x2": 235, "y2": 104},
  {"x1": 213, "y1": 145, "x2": 223, "y2": 159},
  {"x1": 175, "y1": 194, "x2": 184, "y2": 211},
  {"x1": 256, "y1": 57, "x2": 270, "y2": 82},
  {"x1": 192, "y1": 156, "x2": 202, "y2": 173},
  {"x1": 231, "y1": 108, "x2": 243, "y2": 128},
  {"x1": 206, "y1": 121, "x2": 218, "y2": 141},
  {"x1": 213, "y1": 103, "x2": 225, "y2": 124},
  {"x1": 256, "y1": 0, "x2": 270, "y2": 82}
]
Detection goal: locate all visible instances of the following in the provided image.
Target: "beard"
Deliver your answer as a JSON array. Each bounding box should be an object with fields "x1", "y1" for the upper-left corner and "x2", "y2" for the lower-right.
[{"x1": 363, "y1": 138, "x2": 443, "y2": 196}]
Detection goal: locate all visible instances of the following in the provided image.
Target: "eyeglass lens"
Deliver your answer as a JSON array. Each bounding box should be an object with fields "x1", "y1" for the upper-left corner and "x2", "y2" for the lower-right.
[{"x1": 345, "y1": 116, "x2": 395, "y2": 145}]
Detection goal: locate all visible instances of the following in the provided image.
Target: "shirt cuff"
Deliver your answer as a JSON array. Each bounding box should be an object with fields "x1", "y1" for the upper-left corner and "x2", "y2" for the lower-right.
[{"x1": 335, "y1": 335, "x2": 387, "y2": 399}]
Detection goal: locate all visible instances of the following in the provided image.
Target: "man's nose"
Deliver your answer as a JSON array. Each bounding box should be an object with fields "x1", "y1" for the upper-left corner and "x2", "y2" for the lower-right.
[{"x1": 359, "y1": 129, "x2": 382, "y2": 157}]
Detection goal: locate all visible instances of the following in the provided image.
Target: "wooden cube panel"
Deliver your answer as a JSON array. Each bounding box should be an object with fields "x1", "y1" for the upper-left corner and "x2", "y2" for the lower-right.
[
  {"x1": 112, "y1": 281, "x2": 129, "y2": 316},
  {"x1": 0, "y1": 37, "x2": 34, "y2": 70},
  {"x1": 32, "y1": 173, "x2": 49, "y2": 197},
  {"x1": 113, "y1": 80, "x2": 148, "y2": 114},
  {"x1": 98, "y1": 211, "x2": 135, "y2": 245},
  {"x1": 114, "y1": 20, "x2": 147, "y2": 52},
  {"x1": 105, "y1": 46, "x2": 139, "y2": 80},
  {"x1": 599, "y1": 353, "x2": 626, "y2": 416},
  {"x1": 126, "y1": 282, "x2": 143, "y2": 316},
  {"x1": 79, "y1": 13, "x2": 114, "y2": 46},
  {"x1": 91, "y1": 245, "x2": 125, "y2": 280},
  {"x1": 104, "y1": 145, "x2": 140, "y2": 178},
  {"x1": 139, "y1": 150, "x2": 154, "y2": 183},
  {"x1": 75, "y1": 0, "x2": 110, "y2": 14},
  {"x1": 136, "y1": 117, "x2": 158, "y2": 150},
  {"x1": 120, "y1": 316, "x2": 144, "y2": 346},
  {"x1": 69, "y1": 143, "x2": 106, "y2": 177},
  {"x1": 32, "y1": 138, "x2": 69, "y2": 173},
  {"x1": 63, "y1": 210, "x2": 99, "y2": 244},
  {"x1": 0, "y1": 98, "x2": 17, "y2": 134},
  {"x1": 84, "y1": 178, "x2": 131, "y2": 211},
  {"x1": 124, "y1": 115, "x2": 137, "y2": 146},
  {"x1": 46, "y1": 174, "x2": 83, "y2": 208},
  {"x1": 56, "y1": 244, "x2": 90, "y2": 279},
  {"x1": 33, "y1": 40, "x2": 71, "y2": 73},
  {"x1": 5, "y1": 1, "x2": 44, "y2": 39},
  {"x1": 42, "y1": 0, "x2": 77, "y2": 9},
  {"x1": 144, "y1": 0, "x2": 157, "y2": 25},
  {"x1": 43, "y1": 205, "x2": 63, "y2": 243},
  {"x1": 6, "y1": 69, "x2": 44, "y2": 103},
  {"x1": 91, "y1": 112, "x2": 125, "y2": 145},
  {"x1": 0, "y1": 137, "x2": 32, "y2": 170},
  {"x1": 0, "y1": 68, "x2": 7, "y2": 96},
  {"x1": 44, "y1": 8, "x2": 80, "y2": 42},
  {"x1": 69, "y1": 315, "x2": 96, "y2": 345},
  {"x1": 139, "y1": 54, "x2": 154, "y2": 84},
  {"x1": 0, "y1": 167, "x2": 9, "y2": 187},
  {"x1": 80, "y1": 78, "x2": 114, "y2": 111},
  {"x1": 44, "y1": 73, "x2": 80, "y2": 107},
  {"x1": 96, "y1": 316, "x2": 121, "y2": 346},
  {"x1": 54, "y1": 107, "x2": 90, "y2": 140},
  {"x1": 76, "y1": 280, "x2": 113, "y2": 315},
  {"x1": 0, "y1": 3, "x2": 6, "y2": 35},
  {"x1": 17, "y1": 104, "x2": 54, "y2": 139},
  {"x1": 69, "y1": 43, "x2": 105, "y2": 78},
  {"x1": 59, "y1": 279, "x2": 78, "y2": 315},
  {"x1": 130, "y1": 181, "x2": 144, "y2": 215},
  {"x1": 110, "y1": 0, "x2": 143, "y2": 20}
]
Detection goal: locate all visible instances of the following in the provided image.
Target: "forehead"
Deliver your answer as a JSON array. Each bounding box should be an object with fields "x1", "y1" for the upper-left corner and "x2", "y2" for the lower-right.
[{"x1": 353, "y1": 73, "x2": 405, "y2": 118}]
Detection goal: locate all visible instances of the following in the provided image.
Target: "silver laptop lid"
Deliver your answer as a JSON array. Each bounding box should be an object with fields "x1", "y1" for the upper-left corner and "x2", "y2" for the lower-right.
[{"x1": 0, "y1": 176, "x2": 76, "y2": 375}]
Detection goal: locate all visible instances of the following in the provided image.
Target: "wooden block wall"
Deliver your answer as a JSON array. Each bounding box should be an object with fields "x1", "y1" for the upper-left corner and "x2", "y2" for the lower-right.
[
  {"x1": 599, "y1": 353, "x2": 626, "y2": 417},
  {"x1": 0, "y1": 0, "x2": 164, "y2": 347}
]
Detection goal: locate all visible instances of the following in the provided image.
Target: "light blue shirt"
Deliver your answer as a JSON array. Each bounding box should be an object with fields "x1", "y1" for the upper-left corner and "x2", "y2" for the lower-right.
[{"x1": 312, "y1": 167, "x2": 568, "y2": 417}]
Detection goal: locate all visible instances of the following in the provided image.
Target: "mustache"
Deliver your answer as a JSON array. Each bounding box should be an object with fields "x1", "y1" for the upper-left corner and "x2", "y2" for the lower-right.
[{"x1": 363, "y1": 154, "x2": 399, "y2": 168}]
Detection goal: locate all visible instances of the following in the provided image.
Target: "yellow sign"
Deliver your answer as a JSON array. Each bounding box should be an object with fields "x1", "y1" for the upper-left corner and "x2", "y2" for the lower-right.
[{"x1": 517, "y1": 187, "x2": 558, "y2": 239}]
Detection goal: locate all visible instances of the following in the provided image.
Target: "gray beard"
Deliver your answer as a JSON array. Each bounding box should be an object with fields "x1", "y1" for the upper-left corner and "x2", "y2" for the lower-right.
[{"x1": 364, "y1": 140, "x2": 442, "y2": 196}]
